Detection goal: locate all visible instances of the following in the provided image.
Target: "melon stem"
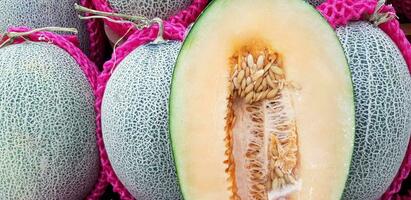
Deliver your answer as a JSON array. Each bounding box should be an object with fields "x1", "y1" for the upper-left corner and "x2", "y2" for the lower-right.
[
  {"x1": 74, "y1": 3, "x2": 149, "y2": 25},
  {"x1": 368, "y1": 0, "x2": 398, "y2": 26},
  {"x1": 151, "y1": 18, "x2": 165, "y2": 44},
  {"x1": 75, "y1": 3, "x2": 165, "y2": 43},
  {"x1": 0, "y1": 27, "x2": 78, "y2": 48},
  {"x1": 77, "y1": 3, "x2": 166, "y2": 37}
]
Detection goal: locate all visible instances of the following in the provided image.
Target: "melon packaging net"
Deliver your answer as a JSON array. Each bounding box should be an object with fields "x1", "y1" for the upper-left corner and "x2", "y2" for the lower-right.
[
  {"x1": 316, "y1": 0, "x2": 411, "y2": 199},
  {"x1": 0, "y1": 27, "x2": 107, "y2": 200}
]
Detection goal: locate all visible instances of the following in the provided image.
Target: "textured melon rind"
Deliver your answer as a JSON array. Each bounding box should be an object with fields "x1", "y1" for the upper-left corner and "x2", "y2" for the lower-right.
[
  {"x1": 337, "y1": 21, "x2": 411, "y2": 200},
  {"x1": 101, "y1": 41, "x2": 183, "y2": 200},
  {"x1": 170, "y1": 0, "x2": 355, "y2": 199},
  {"x1": 0, "y1": 42, "x2": 99, "y2": 199},
  {"x1": 109, "y1": 0, "x2": 192, "y2": 19}
]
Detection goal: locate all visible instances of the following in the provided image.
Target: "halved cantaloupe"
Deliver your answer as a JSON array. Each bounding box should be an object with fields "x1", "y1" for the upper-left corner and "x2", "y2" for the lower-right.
[{"x1": 170, "y1": 0, "x2": 355, "y2": 199}]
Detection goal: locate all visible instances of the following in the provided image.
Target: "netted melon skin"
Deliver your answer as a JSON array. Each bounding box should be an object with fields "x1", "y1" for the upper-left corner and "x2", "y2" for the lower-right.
[
  {"x1": 101, "y1": 41, "x2": 182, "y2": 200},
  {"x1": 336, "y1": 21, "x2": 411, "y2": 200},
  {"x1": 0, "y1": 42, "x2": 99, "y2": 200},
  {"x1": 0, "y1": 0, "x2": 89, "y2": 53},
  {"x1": 109, "y1": 0, "x2": 192, "y2": 19},
  {"x1": 304, "y1": 0, "x2": 325, "y2": 7}
]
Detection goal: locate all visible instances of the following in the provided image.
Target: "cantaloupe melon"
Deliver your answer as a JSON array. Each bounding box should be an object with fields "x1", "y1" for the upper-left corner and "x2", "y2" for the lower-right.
[
  {"x1": 108, "y1": 0, "x2": 192, "y2": 19},
  {"x1": 169, "y1": 0, "x2": 355, "y2": 199},
  {"x1": 0, "y1": 0, "x2": 89, "y2": 52},
  {"x1": 0, "y1": 42, "x2": 99, "y2": 199},
  {"x1": 101, "y1": 41, "x2": 183, "y2": 199},
  {"x1": 336, "y1": 21, "x2": 411, "y2": 200}
]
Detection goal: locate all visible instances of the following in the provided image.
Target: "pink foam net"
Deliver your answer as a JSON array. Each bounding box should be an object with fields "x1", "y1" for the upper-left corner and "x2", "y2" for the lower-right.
[
  {"x1": 317, "y1": 0, "x2": 411, "y2": 199},
  {"x1": 1, "y1": 27, "x2": 106, "y2": 200}
]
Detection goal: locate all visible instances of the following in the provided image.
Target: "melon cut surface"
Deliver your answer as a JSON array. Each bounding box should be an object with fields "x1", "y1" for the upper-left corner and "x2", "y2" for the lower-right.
[
  {"x1": 336, "y1": 21, "x2": 411, "y2": 200},
  {"x1": 0, "y1": 42, "x2": 99, "y2": 199},
  {"x1": 170, "y1": 0, "x2": 355, "y2": 199},
  {"x1": 101, "y1": 41, "x2": 183, "y2": 200}
]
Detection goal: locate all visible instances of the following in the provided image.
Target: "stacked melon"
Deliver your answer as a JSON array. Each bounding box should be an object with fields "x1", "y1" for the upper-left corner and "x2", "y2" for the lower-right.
[
  {"x1": 0, "y1": 41, "x2": 99, "y2": 199},
  {"x1": 108, "y1": 0, "x2": 192, "y2": 19},
  {"x1": 96, "y1": 0, "x2": 202, "y2": 200},
  {"x1": 0, "y1": 0, "x2": 90, "y2": 52},
  {"x1": 336, "y1": 21, "x2": 411, "y2": 199}
]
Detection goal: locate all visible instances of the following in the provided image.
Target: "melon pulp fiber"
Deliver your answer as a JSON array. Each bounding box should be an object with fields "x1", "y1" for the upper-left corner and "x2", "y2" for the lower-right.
[
  {"x1": 0, "y1": 42, "x2": 99, "y2": 199},
  {"x1": 108, "y1": 0, "x2": 192, "y2": 20},
  {"x1": 0, "y1": 0, "x2": 89, "y2": 53},
  {"x1": 101, "y1": 41, "x2": 183, "y2": 200},
  {"x1": 170, "y1": 0, "x2": 355, "y2": 199},
  {"x1": 336, "y1": 21, "x2": 411, "y2": 200}
]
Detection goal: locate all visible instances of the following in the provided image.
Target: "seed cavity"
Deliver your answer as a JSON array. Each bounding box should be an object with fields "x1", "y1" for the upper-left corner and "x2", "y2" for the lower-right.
[{"x1": 224, "y1": 44, "x2": 301, "y2": 200}]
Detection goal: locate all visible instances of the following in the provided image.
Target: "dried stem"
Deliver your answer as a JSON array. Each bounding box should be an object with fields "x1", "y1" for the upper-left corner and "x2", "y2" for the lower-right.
[
  {"x1": 74, "y1": 3, "x2": 148, "y2": 23},
  {"x1": 369, "y1": 0, "x2": 398, "y2": 26},
  {"x1": 0, "y1": 27, "x2": 78, "y2": 48},
  {"x1": 75, "y1": 3, "x2": 165, "y2": 43}
]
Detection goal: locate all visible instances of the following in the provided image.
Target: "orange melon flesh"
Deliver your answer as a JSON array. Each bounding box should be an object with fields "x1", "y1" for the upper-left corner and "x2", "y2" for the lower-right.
[{"x1": 170, "y1": 0, "x2": 355, "y2": 199}]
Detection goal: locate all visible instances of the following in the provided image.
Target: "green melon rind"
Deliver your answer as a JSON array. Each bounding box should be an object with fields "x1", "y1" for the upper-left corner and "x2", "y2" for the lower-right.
[
  {"x1": 0, "y1": 42, "x2": 99, "y2": 199},
  {"x1": 101, "y1": 41, "x2": 183, "y2": 200},
  {"x1": 337, "y1": 21, "x2": 411, "y2": 200},
  {"x1": 169, "y1": 0, "x2": 355, "y2": 199},
  {"x1": 109, "y1": 0, "x2": 192, "y2": 19}
]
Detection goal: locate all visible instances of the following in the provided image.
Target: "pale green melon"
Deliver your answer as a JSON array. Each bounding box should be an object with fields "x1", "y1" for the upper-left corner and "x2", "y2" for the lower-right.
[
  {"x1": 101, "y1": 41, "x2": 182, "y2": 200},
  {"x1": 0, "y1": 42, "x2": 99, "y2": 199},
  {"x1": 108, "y1": 0, "x2": 192, "y2": 19},
  {"x1": 337, "y1": 21, "x2": 411, "y2": 200},
  {"x1": 0, "y1": 0, "x2": 89, "y2": 53}
]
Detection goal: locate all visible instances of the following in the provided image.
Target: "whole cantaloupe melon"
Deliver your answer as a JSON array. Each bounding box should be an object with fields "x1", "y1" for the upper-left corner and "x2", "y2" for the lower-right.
[
  {"x1": 101, "y1": 41, "x2": 182, "y2": 200},
  {"x1": 108, "y1": 0, "x2": 192, "y2": 19},
  {"x1": 0, "y1": 0, "x2": 89, "y2": 52},
  {"x1": 337, "y1": 21, "x2": 411, "y2": 200},
  {"x1": 0, "y1": 42, "x2": 99, "y2": 199}
]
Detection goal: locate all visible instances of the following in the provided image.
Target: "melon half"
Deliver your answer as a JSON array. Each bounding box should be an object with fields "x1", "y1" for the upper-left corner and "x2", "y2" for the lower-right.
[{"x1": 169, "y1": 0, "x2": 355, "y2": 199}]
